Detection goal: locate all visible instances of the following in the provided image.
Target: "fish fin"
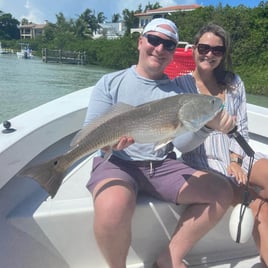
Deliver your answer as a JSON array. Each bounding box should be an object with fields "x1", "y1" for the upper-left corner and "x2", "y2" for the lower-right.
[
  {"x1": 181, "y1": 121, "x2": 200, "y2": 132},
  {"x1": 70, "y1": 102, "x2": 135, "y2": 147},
  {"x1": 19, "y1": 156, "x2": 67, "y2": 198},
  {"x1": 154, "y1": 138, "x2": 173, "y2": 151}
]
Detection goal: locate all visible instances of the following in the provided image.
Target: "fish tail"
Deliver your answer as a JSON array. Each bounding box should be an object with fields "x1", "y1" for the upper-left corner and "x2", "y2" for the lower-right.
[{"x1": 19, "y1": 156, "x2": 67, "y2": 198}]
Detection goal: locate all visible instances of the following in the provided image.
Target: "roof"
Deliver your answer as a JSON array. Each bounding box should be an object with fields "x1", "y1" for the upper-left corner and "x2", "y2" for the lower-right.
[
  {"x1": 135, "y1": 4, "x2": 202, "y2": 16},
  {"x1": 19, "y1": 23, "x2": 47, "y2": 29}
]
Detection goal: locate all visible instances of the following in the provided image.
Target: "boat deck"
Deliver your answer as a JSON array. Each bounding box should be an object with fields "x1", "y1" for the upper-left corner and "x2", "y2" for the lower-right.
[{"x1": 1, "y1": 87, "x2": 267, "y2": 268}]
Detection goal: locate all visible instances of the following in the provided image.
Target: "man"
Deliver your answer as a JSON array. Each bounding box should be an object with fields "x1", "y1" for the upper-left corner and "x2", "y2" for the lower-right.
[{"x1": 85, "y1": 18, "x2": 235, "y2": 268}]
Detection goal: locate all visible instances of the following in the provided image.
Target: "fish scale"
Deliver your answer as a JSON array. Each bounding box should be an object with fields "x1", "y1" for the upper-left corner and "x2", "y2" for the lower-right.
[{"x1": 19, "y1": 93, "x2": 223, "y2": 197}]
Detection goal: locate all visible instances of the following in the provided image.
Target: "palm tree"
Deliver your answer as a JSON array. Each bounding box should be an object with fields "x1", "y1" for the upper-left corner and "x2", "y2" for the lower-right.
[{"x1": 112, "y1": 13, "x2": 121, "y2": 23}]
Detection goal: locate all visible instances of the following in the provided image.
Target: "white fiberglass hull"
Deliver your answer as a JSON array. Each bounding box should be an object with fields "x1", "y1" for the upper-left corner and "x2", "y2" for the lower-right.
[{"x1": 1, "y1": 87, "x2": 267, "y2": 267}]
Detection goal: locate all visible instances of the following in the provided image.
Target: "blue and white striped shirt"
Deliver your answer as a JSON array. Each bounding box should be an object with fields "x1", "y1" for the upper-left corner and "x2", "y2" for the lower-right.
[{"x1": 174, "y1": 73, "x2": 255, "y2": 178}]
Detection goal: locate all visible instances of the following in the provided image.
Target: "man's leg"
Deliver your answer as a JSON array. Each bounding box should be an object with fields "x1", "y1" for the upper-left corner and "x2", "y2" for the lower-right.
[{"x1": 93, "y1": 178, "x2": 136, "y2": 268}]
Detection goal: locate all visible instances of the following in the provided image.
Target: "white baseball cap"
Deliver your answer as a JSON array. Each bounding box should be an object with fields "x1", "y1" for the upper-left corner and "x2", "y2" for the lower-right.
[{"x1": 142, "y1": 18, "x2": 179, "y2": 43}]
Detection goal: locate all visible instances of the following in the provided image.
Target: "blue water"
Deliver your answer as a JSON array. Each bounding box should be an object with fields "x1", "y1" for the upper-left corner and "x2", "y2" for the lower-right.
[{"x1": 0, "y1": 54, "x2": 113, "y2": 123}]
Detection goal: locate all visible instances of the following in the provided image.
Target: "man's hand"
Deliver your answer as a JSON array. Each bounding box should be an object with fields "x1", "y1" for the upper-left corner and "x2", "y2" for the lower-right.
[
  {"x1": 112, "y1": 136, "x2": 135, "y2": 150},
  {"x1": 102, "y1": 136, "x2": 135, "y2": 153},
  {"x1": 206, "y1": 110, "x2": 236, "y2": 134}
]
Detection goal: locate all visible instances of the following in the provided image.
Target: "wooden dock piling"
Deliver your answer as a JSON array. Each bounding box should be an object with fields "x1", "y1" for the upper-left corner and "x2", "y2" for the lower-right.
[{"x1": 42, "y1": 48, "x2": 86, "y2": 64}]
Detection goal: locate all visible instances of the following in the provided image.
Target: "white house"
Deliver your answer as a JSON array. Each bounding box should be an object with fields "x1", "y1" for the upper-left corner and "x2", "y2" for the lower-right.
[
  {"x1": 93, "y1": 21, "x2": 127, "y2": 39},
  {"x1": 131, "y1": 4, "x2": 201, "y2": 34}
]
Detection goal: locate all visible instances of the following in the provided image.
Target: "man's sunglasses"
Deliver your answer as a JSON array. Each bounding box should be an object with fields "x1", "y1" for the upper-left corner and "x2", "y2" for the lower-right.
[
  {"x1": 197, "y1": 43, "x2": 226, "y2": 57},
  {"x1": 143, "y1": 34, "x2": 177, "y2": 51}
]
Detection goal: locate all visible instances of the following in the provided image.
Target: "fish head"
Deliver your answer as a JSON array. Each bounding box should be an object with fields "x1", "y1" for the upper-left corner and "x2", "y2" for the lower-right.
[{"x1": 178, "y1": 94, "x2": 223, "y2": 131}]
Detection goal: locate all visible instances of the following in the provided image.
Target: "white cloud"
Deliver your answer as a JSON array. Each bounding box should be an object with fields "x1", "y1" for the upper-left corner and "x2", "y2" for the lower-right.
[
  {"x1": 20, "y1": 0, "x2": 44, "y2": 23},
  {"x1": 24, "y1": 0, "x2": 30, "y2": 9}
]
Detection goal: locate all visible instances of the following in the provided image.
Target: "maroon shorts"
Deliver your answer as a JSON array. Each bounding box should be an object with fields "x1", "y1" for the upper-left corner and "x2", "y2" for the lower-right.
[{"x1": 87, "y1": 152, "x2": 196, "y2": 203}]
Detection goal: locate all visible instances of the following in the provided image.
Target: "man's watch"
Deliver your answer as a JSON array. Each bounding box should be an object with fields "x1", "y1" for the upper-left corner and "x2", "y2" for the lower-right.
[{"x1": 230, "y1": 156, "x2": 243, "y2": 165}]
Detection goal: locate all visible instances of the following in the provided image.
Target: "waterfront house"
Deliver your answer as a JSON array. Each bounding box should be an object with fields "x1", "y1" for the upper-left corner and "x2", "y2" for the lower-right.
[
  {"x1": 19, "y1": 21, "x2": 48, "y2": 39},
  {"x1": 131, "y1": 4, "x2": 201, "y2": 34},
  {"x1": 93, "y1": 21, "x2": 127, "y2": 39}
]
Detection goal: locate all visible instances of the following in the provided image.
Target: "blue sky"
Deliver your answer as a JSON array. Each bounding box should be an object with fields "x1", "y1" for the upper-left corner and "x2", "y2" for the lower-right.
[{"x1": 0, "y1": 0, "x2": 262, "y2": 24}]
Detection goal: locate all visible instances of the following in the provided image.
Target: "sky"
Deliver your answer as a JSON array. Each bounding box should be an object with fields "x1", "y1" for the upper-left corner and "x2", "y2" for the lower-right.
[{"x1": 0, "y1": 0, "x2": 262, "y2": 24}]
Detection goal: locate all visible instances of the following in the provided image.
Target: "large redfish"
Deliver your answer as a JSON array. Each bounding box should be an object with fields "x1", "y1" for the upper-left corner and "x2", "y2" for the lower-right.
[{"x1": 20, "y1": 94, "x2": 222, "y2": 197}]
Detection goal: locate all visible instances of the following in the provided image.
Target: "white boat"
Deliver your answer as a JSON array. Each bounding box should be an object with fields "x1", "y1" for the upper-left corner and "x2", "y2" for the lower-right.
[
  {"x1": 1, "y1": 85, "x2": 268, "y2": 268},
  {"x1": 16, "y1": 43, "x2": 33, "y2": 59}
]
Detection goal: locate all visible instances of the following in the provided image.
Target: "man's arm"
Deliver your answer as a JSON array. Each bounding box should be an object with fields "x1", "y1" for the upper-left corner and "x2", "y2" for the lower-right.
[{"x1": 173, "y1": 109, "x2": 236, "y2": 153}]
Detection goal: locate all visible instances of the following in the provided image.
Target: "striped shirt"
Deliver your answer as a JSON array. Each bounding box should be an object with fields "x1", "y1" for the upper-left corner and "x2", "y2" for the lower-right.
[{"x1": 174, "y1": 73, "x2": 259, "y2": 179}]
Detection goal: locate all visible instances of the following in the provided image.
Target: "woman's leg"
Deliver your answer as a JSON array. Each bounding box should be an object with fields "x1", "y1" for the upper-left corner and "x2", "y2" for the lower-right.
[
  {"x1": 156, "y1": 170, "x2": 233, "y2": 268},
  {"x1": 244, "y1": 158, "x2": 268, "y2": 267}
]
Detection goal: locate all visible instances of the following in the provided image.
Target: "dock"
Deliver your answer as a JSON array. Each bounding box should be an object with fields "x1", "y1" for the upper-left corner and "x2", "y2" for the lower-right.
[{"x1": 42, "y1": 48, "x2": 87, "y2": 64}]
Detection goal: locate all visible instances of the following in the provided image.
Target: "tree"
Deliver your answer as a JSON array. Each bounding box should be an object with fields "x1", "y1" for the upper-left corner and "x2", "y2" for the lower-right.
[
  {"x1": 0, "y1": 12, "x2": 20, "y2": 40},
  {"x1": 79, "y1": 9, "x2": 98, "y2": 35},
  {"x1": 73, "y1": 16, "x2": 90, "y2": 38},
  {"x1": 97, "y1": 12, "x2": 106, "y2": 23},
  {"x1": 112, "y1": 13, "x2": 121, "y2": 23},
  {"x1": 55, "y1": 12, "x2": 72, "y2": 32},
  {"x1": 144, "y1": 2, "x2": 161, "y2": 12},
  {"x1": 42, "y1": 22, "x2": 57, "y2": 43},
  {"x1": 122, "y1": 8, "x2": 140, "y2": 34},
  {"x1": 21, "y1": 18, "x2": 29, "y2": 25},
  {"x1": 122, "y1": 3, "x2": 162, "y2": 35}
]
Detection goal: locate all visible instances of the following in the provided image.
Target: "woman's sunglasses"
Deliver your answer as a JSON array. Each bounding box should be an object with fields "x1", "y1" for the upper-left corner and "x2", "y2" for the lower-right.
[
  {"x1": 197, "y1": 43, "x2": 226, "y2": 57},
  {"x1": 143, "y1": 34, "x2": 177, "y2": 51}
]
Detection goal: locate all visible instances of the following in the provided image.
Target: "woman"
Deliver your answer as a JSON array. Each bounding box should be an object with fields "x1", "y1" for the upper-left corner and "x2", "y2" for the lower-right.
[{"x1": 174, "y1": 23, "x2": 268, "y2": 267}]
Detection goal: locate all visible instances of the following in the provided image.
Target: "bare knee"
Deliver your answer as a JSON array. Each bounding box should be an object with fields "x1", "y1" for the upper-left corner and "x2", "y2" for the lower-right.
[
  {"x1": 178, "y1": 171, "x2": 233, "y2": 209},
  {"x1": 251, "y1": 199, "x2": 268, "y2": 220},
  {"x1": 250, "y1": 159, "x2": 268, "y2": 197},
  {"x1": 196, "y1": 171, "x2": 233, "y2": 206},
  {"x1": 94, "y1": 180, "x2": 136, "y2": 228}
]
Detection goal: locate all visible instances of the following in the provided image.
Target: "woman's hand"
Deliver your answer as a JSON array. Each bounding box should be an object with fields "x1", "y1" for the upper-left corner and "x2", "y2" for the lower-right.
[
  {"x1": 206, "y1": 110, "x2": 236, "y2": 134},
  {"x1": 227, "y1": 162, "x2": 247, "y2": 185}
]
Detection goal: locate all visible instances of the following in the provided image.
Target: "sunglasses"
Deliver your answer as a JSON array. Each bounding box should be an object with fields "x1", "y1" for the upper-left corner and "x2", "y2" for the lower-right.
[
  {"x1": 143, "y1": 34, "x2": 177, "y2": 51},
  {"x1": 197, "y1": 43, "x2": 226, "y2": 57}
]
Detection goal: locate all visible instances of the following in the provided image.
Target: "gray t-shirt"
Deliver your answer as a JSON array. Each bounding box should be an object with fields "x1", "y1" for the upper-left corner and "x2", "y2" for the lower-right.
[{"x1": 84, "y1": 65, "x2": 211, "y2": 161}]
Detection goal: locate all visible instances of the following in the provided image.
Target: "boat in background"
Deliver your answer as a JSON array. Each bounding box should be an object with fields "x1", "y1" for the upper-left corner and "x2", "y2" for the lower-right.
[
  {"x1": 16, "y1": 43, "x2": 33, "y2": 59},
  {"x1": 0, "y1": 46, "x2": 268, "y2": 267}
]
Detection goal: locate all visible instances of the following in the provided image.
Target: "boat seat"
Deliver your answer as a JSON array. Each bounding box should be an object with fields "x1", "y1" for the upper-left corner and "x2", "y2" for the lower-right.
[{"x1": 6, "y1": 153, "x2": 257, "y2": 268}]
